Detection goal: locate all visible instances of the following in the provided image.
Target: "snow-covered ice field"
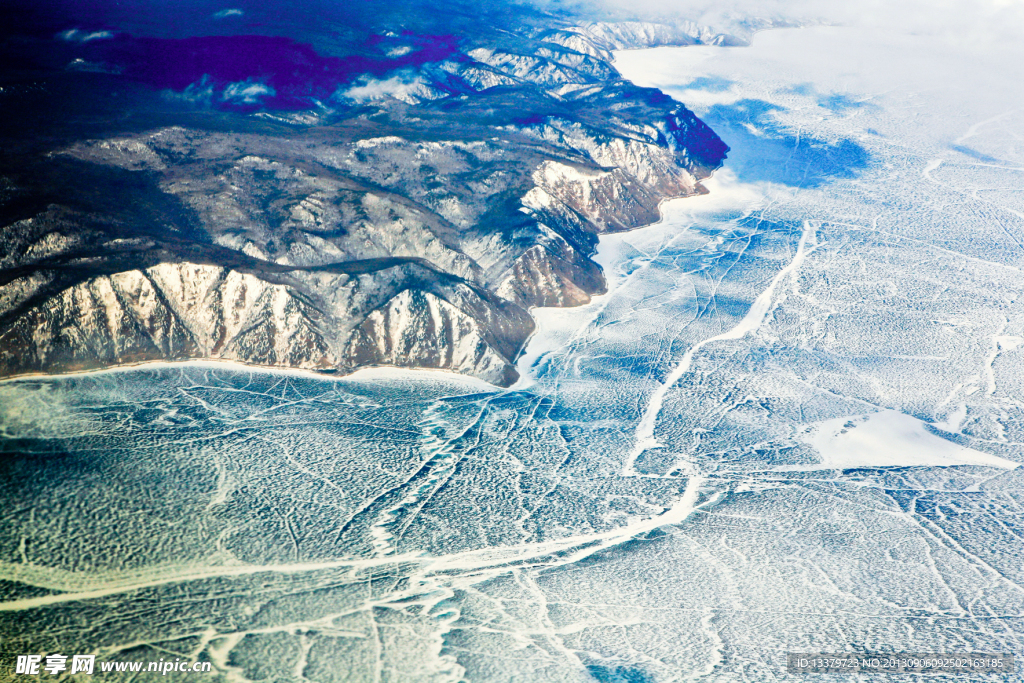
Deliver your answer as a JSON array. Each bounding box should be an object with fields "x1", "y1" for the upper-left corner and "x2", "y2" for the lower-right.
[{"x1": 4, "y1": 22, "x2": 1024, "y2": 682}]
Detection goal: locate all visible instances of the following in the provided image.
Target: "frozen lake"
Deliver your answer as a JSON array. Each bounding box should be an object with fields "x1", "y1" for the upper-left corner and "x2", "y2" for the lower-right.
[{"x1": 4, "y1": 24, "x2": 1024, "y2": 682}]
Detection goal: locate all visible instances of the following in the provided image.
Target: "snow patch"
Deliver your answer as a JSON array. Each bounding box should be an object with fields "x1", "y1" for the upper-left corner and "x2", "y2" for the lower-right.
[{"x1": 783, "y1": 411, "x2": 1018, "y2": 471}]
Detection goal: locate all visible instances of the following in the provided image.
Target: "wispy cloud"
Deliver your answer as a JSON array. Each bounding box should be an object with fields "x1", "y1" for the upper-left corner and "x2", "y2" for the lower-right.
[
  {"x1": 338, "y1": 72, "x2": 438, "y2": 104},
  {"x1": 222, "y1": 80, "x2": 276, "y2": 104},
  {"x1": 164, "y1": 76, "x2": 276, "y2": 107},
  {"x1": 163, "y1": 76, "x2": 215, "y2": 106},
  {"x1": 59, "y1": 28, "x2": 114, "y2": 42},
  {"x1": 66, "y1": 58, "x2": 121, "y2": 74},
  {"x1": 213, "y1": 8, "x2": 245, "y2": 19}
]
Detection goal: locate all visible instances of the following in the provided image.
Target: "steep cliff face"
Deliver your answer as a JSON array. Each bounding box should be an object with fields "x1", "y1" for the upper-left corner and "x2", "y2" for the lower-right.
[
  {"x1": 0, "y1": 260, "x2": 532, "y2": 385},
  {"x1": 0, "y1": 19, "x2": 728, "y2": 385}
]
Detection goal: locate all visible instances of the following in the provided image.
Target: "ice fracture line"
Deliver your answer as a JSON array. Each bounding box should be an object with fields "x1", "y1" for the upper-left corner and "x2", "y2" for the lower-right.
[{"x1": 624, "y1": 221, "x2": 816, "y2": 475}]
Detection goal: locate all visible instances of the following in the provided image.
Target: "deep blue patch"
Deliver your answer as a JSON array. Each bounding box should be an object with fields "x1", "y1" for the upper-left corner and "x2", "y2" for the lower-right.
[
  {"x1": 784, "y1": 83, "x2": 867, "y2": 112},
  {"x1": 951, "y1": 144, "x2": 1000, "y2": 163},
  {"x1": 513, "y1": 113, "x2": 547, "y2": 126},
  {"x1": 701, "y1": 98, "x2": 869, "y2": 187},
  {"x1": 681, "y1": 75, "x2": 733, "y2": 93},
  {"x1": 587, "y1": 665, "x2": 654, "y2": 683},
  {"x1": 73, "y1": 31, "x2": 461, "y2": 111},
  {"x1": 819, "y1": 93, "x2": 865, "y2": 112},
  {"x1": 786, "y1": 82, "x2": 814, "y2": 96}
]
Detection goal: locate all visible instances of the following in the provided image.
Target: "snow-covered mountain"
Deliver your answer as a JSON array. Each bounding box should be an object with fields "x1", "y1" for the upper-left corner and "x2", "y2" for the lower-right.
[{"x1": 0, "y1": 19, "x2": 727, "y2": 385}]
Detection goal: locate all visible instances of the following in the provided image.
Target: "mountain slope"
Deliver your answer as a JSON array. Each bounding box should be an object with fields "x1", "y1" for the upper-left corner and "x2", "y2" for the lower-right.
[{"x1": 0, "y1": 16, "x2": 728, "y2": 385}]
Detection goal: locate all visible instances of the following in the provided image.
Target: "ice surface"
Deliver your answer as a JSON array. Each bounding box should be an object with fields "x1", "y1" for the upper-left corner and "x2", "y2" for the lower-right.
[{"x1": 4, "y1": 23, "x2": 1024, "y2": 683}]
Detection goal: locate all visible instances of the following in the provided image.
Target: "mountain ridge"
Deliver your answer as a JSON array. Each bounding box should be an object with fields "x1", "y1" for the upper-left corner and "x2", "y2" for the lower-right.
[{"x1": 0, "y1": 17, "x2": 729, "y2": 385}]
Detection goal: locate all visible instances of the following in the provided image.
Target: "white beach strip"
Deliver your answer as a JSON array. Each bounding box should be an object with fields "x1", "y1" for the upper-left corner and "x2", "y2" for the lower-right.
[{"x1": 0, "y1": 358, "x2": 498, "y2": 391}]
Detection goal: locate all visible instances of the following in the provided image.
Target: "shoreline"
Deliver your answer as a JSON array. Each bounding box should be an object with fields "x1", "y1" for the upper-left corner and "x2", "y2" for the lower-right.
[
  {"x1": 0, "y1": 175, "x2": 737, "y2": 391},
  {"x1": 511, "y1": 167, "x2": 766, "y2": 390},
  {"x1": 510, "y1": 179, "x2": 714, "y2": 389}
]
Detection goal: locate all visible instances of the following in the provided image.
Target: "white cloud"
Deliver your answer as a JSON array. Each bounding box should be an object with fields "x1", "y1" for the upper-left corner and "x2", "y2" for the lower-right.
[
  {"x1": 386, "y1": 45, "x2": 415, "y2": 58},
  {"x1": 66, "y1": 58, "x2": 120, "y2": 74},
  {"x1": 338, "y1": 72, "x2": 440, "y2": 104},
  {"x1": 222, "y1": 80, "x2": 276, "y2": 104},
  {"x1": 163, "y1": 76, "x2": 215, "y2": 106},
  {"x1": 59, "y1": 29, "x2": 114, "y2": 42},
  {"x1": 162, "y1": 77, "x2": 276, "y2": 107},
  {"x1": 213, "y1": 8, "x2": 245, "y2": 19}
]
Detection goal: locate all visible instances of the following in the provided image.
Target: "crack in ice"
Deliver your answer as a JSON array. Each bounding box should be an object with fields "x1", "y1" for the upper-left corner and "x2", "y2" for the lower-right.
[{"x1": 624, "y1": 221, "x2": 817, "y2": 476}]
